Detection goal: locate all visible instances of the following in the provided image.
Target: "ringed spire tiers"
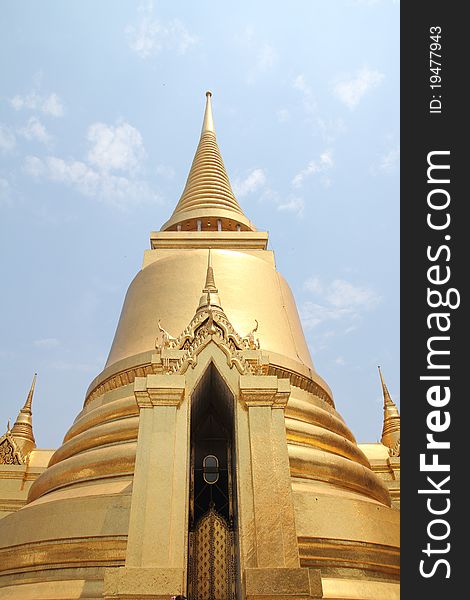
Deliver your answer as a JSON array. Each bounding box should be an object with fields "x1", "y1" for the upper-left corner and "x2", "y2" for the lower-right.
[
  {"x1": 10, "y1": 373, "x2": 37, "y2": 456},
  {"x1": 378, "y1": 366, "x2": 400, "y2": 453},
  {"x1": 161, "y1": 91, "x2": 256, "y2": 233},
  {"x1": 197, "y1": 250, "x2": 223, "y2": 312}
]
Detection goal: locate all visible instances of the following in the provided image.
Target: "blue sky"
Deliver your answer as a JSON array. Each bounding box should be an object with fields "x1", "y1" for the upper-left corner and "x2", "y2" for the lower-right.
[{"x1": 0, "y1": 1, "x2": 399, "y2": 448}]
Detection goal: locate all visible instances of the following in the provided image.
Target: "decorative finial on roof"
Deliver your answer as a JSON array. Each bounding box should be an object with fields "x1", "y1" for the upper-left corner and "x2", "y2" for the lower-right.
[
  {"x1": 10, "y1": 373, "x2": 37, "y2": 456},
  {"x1": 378, "y1": 366, "x2": 394, "y2": 408},
  {"x1": 197, "y1": 251, "x2": 223, "y2": 312},
  {"x1": 378, "y1": 366, "x2": 400, "y2": 455},
  {"x1": 201, "y1": 91, "x2": 215, "y2": 134},
  {"x1": 203, "y1": 249, "x2": 218, "y2": 293}
]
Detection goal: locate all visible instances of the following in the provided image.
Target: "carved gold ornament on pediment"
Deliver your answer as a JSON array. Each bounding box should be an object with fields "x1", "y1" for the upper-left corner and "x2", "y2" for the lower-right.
[
  {"x1": 0, "y1": 435, "x2": 23, "y2": 465},
  {"x1": 154, "y1": 309, "x2": 266, "y2": 377}
]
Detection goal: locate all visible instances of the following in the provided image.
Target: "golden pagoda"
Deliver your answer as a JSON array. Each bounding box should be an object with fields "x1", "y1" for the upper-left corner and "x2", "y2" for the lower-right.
[
  {"x1": 0, "y1": 92, "x2": 399, "y2": 599},
  {"x1": 0, "y1": 374, "x2": 36, "y2": 468}
]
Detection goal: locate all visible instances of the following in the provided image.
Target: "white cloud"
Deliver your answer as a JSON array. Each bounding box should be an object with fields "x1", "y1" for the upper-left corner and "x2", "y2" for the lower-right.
[
  {"x1": 41, "y1": 93, "x2": 65, "y2": 117},
  {"x1": 0, "y1": 178, "x2": 11, "y2": 204},
  {"x1": 18, "y1": 116, "x2": 52, "y2": 145},
  {"x1": 156, "y1": 164, "x2": 175, "y2": 179},
  {"x1": 256, "y1": 43, "x2": 278, "y2": 71},
  {"x1": 301, "y1": 277, "x2": 381, "y2": 332},
  {"x1": 300, "y1": 301, "x2": 352, "y2": 330},
  {"x1": 305, "y1": 277, "x2": 381, "y2": 310},
  {"x1": 24, "y1": 154, "x2": 160, "y2": 210},
  {"x1": 10, "y1": 92, "x2": 38, "y2": 111},
  {"x1": 335, "y1": 356, "x2": 346, "y2": 365},
  {"x1": 0, "y1": 124, "x2": 16, "y2": 153},
  {"x1": 293, "y1": 77, "x2": 348, "y2": 144},
  {"x1": 26, "y1": 156, "x2": 100, "y2": 192},
  {"x1": 259, "y1": 187, "x2": 280, "y2": 204},
  {"x1": 333, "y1": 67, "x2": 384, "y2": 109},
  {"x1": 317, "y1": 117, "x2": 347, "y2": 144},
  {"x1": 236, "y1": 26, "x2": 278, "y2": 83},
  {"x1": 87, "y1": 121, "x2": 145, "y2": 173},
  {"x1": 293, "y1": 74, "x2": 316, "y2": 114},
  {"x1": 232, "y1": 169, "x2": 303, "y2": 219},
  {"x1": 23, "y1": 119, "x2": 155, "y2": 209},
  {"x1": 24, "y1": 155, "x2": 45, "y2": 177},
  {"x1": 233, "y1": 168, "x2": 266, "y2": 197},
  {"x1": 277, "y1": 197, "x2": 304, "y2": 217},
  {"x1": 292, "y1": 150, "x2": 334, "y2": 188},
  {"x1": 10, "y1": 91, "x2": 64, "y2": 117},
  {"x1": 276, "y1": 109, "x2": 290, "y2": 123},
  {"x1": 33, "y1": 338, "x2": 60, "y2": 348},
  {"x1": 303, "y1": 277, "x2": 323, "y2": 295},
  {"x1": 126, "y1": 3, "x2": 197, "y2": 58},
  {"x1": 293, "y1": 74, "x2": 310, "y2": 94},
  {"x1": 379, "y1": 146, "x2": 400, "y2": 173},
  {"x1": 329, "y1": 280, "x2": 380, "y2": 310}
]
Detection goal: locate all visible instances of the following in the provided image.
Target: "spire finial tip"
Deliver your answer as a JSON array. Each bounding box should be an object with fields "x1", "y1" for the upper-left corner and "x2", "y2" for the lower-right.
[{"x1": 201, "y1": 90, "x2": 215, "y2": 134}]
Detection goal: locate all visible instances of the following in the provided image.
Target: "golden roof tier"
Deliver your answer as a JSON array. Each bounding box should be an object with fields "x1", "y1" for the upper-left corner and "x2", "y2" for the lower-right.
[{"x1": 0, "y1": 93, "x2": 399, "y2": 600}]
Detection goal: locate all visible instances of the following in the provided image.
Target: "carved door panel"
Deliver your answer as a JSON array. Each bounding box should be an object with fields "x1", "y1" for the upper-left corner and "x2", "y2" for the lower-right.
[{"x1": 189, "y1": 507, "x2": 235, "y2": 600}]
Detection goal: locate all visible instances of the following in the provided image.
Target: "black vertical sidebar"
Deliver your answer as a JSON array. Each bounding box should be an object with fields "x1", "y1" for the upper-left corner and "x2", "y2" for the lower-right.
[{"x1": 401, "y1": 4, "x2": 465, "y2": 597}]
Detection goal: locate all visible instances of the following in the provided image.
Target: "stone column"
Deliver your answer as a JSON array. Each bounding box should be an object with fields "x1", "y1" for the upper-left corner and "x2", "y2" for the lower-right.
[
  {"x1": 104, "y1": 374, "x2": 187, "y2": 600},
  {"x1": 239, "y1": 375, "x2": 322, "y2": 600}
]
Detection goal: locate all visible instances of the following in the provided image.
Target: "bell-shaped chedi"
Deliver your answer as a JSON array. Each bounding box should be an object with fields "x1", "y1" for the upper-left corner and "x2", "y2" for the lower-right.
[{"x1": 0, "y1": 94, "x2": 399, "y2": 600}]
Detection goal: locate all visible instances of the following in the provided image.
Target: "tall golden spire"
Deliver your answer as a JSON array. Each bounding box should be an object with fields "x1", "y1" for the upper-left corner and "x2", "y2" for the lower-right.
[
  {"x1": 161, "y1": 91, "x2": 255, "y2": 233},
  {"x1": 378, "y1": 366, "x2": 400, "y2": 454},
  {"x1": 11, "y1": 373, "x2": 37, "y2": 456}
]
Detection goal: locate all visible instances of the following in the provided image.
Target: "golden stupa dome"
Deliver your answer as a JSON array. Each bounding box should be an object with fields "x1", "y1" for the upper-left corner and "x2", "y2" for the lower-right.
[{"x1": 0, "y1": 93, "x2": 399, "y2": 600}]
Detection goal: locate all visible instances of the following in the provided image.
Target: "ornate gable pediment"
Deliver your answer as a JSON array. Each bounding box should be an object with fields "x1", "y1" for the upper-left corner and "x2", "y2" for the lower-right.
[
  {"x1": 0, "y1": 433, "x2": 23, "y2": 465},
  {"x1": 154, "y1": 251, "x2": 269, "y2": 379},
  {"x1": 155, "y1": 308, "x2": 267, "y2": 377}
]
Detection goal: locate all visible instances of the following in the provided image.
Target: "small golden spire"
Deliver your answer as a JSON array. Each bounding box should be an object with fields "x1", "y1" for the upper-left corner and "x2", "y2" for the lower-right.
[
  {"x1": 197, "y1": 251, "x2": 222, "y2": 312},
  {"x1": 201, "y1": 91, "x2": 215, "y2": 134},
  {"x1": 378, "y1": 366, "x2": 400, "y2": 454},
  {"x1": 11, "y1": 373, "x2": 37, "y2": 456},
  {"x1": 203, "y1": 249, "x2": 218, "y2": 293},
  {"x1": 378, "y1": 366, "x2": 394, "y2": 408}
]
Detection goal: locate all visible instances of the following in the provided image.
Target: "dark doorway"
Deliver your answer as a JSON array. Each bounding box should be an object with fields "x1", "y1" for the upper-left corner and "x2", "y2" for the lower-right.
[{"x1": 188, "y1": 363, "x2": 237, "y2": 600}]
